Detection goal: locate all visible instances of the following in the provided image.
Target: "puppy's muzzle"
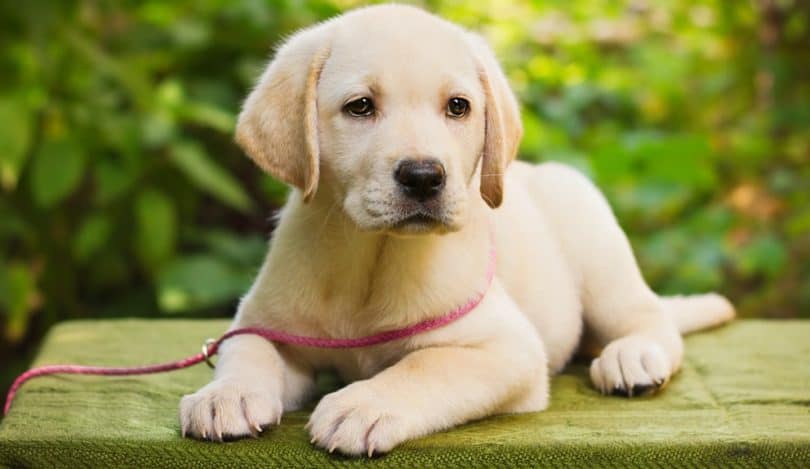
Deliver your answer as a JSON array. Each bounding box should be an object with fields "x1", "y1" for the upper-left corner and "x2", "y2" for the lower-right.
[{"x1": 394, "y1": 159, "x2": 446, "y2": 201}]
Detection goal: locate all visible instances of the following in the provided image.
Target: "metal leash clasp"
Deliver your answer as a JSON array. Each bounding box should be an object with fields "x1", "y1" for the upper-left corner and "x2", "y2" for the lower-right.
[{"x1": 201, "y1": 338, "x2": 217, "y2": 369}]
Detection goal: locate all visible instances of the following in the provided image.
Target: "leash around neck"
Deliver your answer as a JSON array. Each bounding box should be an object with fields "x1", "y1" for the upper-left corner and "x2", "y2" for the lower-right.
[{"x1": 3, "y1": 234, "x2": 497, "y2": 416}]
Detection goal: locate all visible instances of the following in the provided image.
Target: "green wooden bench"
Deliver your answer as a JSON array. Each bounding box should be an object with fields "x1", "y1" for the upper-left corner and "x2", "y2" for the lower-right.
[{"x1": 1, "y1": 319, "x2": 808, "y2": 467}]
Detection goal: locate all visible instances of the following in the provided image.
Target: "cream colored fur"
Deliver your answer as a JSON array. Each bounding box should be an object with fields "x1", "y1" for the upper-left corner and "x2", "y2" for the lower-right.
[{"x1": 180, "y1": 5, "x2": 735, "y2": 456}]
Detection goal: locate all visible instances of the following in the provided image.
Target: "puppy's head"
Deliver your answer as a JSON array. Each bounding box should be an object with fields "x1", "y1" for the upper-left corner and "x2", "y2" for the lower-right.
[{"x1": 237, "y1": 5, "x2": 521, "y2": 235}]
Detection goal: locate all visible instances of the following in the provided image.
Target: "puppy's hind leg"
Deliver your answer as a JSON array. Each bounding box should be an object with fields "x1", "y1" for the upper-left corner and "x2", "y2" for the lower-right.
[
  {"x1": 527, "y1": 163, "x2": 682, "y2": 397},
  {"x1": 588, "y1": 290, "x2": 735, "y2": 395},
  {"x1": 582, "y1": 241, "x2": 683, "y2": 397},
  {"x1": 661, "y1": 293, "x2": 735, "y2": 334}
]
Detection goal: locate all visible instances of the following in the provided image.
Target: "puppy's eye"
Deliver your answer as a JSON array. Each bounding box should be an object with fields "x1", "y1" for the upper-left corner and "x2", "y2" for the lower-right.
[
  {"x1": 446, "y1": 97, "x2": 469, "y2": 118},
  {"x1": 344, "y1": 97, "x2": 375, "y2": 117}
]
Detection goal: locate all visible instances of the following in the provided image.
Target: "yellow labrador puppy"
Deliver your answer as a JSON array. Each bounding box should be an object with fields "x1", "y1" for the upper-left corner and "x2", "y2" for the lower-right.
[{"x1": 180, "y1": 4, "x2": 734, "y2": 456}]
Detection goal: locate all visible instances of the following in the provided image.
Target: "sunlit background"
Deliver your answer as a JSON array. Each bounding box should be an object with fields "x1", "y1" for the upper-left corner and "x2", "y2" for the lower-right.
[{"x1": 1, "y1": 0, "x2": 807, "y2": 397}]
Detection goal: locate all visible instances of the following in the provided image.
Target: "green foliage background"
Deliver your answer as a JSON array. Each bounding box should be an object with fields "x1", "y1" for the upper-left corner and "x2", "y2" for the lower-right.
[{"x1": 1, "y1": 0, "x2": 808, "y2": 388}]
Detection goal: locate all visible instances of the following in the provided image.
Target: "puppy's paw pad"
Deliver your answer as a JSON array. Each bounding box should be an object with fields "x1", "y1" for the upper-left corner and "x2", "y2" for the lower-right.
[
  {"x1": 179, "y1": 380, "x2": 282, "y2": 442},
  {"x1": 590, "y1": 336, "x2": 672, "y2": 397},
  {"x1": 308, "y1": 383, "x2": 408, "y2": 456}
]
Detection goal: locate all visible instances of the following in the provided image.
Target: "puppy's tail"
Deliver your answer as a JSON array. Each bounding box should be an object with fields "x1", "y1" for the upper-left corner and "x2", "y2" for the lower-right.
[{"x1": 661, "y1": 293, "x2": 736, "y2": 334}]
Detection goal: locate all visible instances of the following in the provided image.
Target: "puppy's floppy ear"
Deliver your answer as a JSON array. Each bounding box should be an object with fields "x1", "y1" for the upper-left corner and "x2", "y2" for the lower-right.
[
  {"x1": 468, "y1": 34, "x2": 523, "y2": 208},
  {"x1": 235, "y1": 23, "x2": 332, "y2": 202}
]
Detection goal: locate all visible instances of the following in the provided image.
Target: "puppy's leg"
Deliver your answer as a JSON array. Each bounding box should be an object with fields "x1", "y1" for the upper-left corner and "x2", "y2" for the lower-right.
[
  {"x1": 527, "y1": 163, "x2": 682, "y2": 396},
  {"x1": 579, "y1": 215, "x2": 682, "y2": 397},
  {"x1": 308, "y1": 334, "x2": 547, "y2": 456},
  {"x1": 179, "y1": 334, "x2": 315, "y2": 440}
]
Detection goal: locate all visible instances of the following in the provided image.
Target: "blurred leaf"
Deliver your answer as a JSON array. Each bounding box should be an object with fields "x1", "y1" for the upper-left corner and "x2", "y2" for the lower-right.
[
  {"x1": 93, "y1": 159, "x2": 137, "y2": 205},
  {"x1": 735, "y1": 235, "x2": 788, "y2": 278},
  {"x1": 0, "y1": 96, "x2": 32, "y2": 191},
  {"x1": 141, "y1": 111, "x2": 176, "y2": 147},
  {"x1": 178, "y1": 101, "x2": 236, "y2": 133},
  {"x1": 197, "y1": 230, "x2": 267, "y2": 266},
  {"x1": 157, "y1": 255, "x2": 252, "y2": 313},
  {"x1": 593, "y1": 132, "x2": 715, "y2": 189},
  {"x1": 0, "y1": 263, "x2": 37, "y2": 343},
  {"x1": 157, "y1": 79, "x2": 184, "y2": 109},
  {"x1": 29, "y1": 135, "x2": 85, "y2": 208},
  {"x1": 675, "y1": 236, "x2": 725, "y2": 290},
  {"x1": 613, "y1": 183, "x2": 691, "y2": 217},
  {"x1": 135, "y1": 188, "x2": 176, "y2": 270},
  {"x1": 260, "y1": 175, "x2": 289, "y2": 204},
  {"x1": 170, "y1": 141, "x2": 253, "y2": 212},
  {"x1": 786, "y1": 210, "x2": 810, "y2": 238},
  {"x1": 73, "y1": 215, "x2": 112, "y2": 262},
  {"x1": 170, "y1": 19, "x2": 211, "y2": 48}
]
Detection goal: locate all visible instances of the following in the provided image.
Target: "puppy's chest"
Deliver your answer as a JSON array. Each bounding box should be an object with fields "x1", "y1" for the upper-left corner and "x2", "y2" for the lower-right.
[
  {"x1": 293, "y1": 342, "x2": 404, "y2": 382},
  {"x1": 277, "y1": 300, "x2": 415, "y2": 381},
  {"x1": 264, "y1": 247, "x2": 474, "y2": 380}
]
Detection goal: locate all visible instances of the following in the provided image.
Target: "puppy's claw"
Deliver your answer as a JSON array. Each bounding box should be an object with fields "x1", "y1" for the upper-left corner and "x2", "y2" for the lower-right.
[
  {"x1": 368, "y1": 443, "x2": 376, "y2": 458},
  {"x1": 631, "y1": 383, "x2": 656, "y2": 396}
]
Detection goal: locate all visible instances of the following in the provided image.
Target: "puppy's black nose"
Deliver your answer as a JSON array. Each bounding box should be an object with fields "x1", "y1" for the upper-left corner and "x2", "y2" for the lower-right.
[{"x1": 395, "y1": 159, "x2": 446, "y2": 201}]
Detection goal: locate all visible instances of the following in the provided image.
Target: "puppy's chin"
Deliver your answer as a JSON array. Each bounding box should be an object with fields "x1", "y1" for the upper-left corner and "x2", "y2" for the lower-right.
[
  {"x1": 387, "y1": 214, "x2": 459, "y2": 237},
  {"x1": 347, "y1": 210, "x2": 462, "y2": 237}
]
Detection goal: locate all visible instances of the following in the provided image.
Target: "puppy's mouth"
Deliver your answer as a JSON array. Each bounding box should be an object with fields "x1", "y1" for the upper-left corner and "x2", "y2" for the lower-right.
[
  {"x1": 395, "y1": 213, "x2": 441, "y2": 228},
  {"x1": 358, "y1": 192, "x2": 461, "y2": 235},
  {"x1": 389, "y1": 209, "x2": 452, "y2": 235}
]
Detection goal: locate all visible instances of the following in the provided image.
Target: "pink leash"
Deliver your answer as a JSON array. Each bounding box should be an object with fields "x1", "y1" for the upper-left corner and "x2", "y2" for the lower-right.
[{"x1": 3, "y1": 239, "x2": 496, "y2": 416}]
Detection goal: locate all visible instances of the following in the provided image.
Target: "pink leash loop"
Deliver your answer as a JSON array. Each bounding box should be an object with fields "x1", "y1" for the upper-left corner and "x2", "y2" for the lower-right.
[{"x1": 4, "y1": 237, "x2": 496, "y2": 416}]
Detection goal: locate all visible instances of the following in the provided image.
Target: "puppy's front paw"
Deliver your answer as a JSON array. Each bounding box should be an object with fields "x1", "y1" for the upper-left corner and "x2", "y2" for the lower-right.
[
  {"x1": 590, "y1": 336, "x2": 671, "y2": 397},
  {"x1": 180, "y1": 379, "x2": 282, "y2": 441},
  {"x1": 307, "y1": 381, "x2": 411, "y2": 457}
]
